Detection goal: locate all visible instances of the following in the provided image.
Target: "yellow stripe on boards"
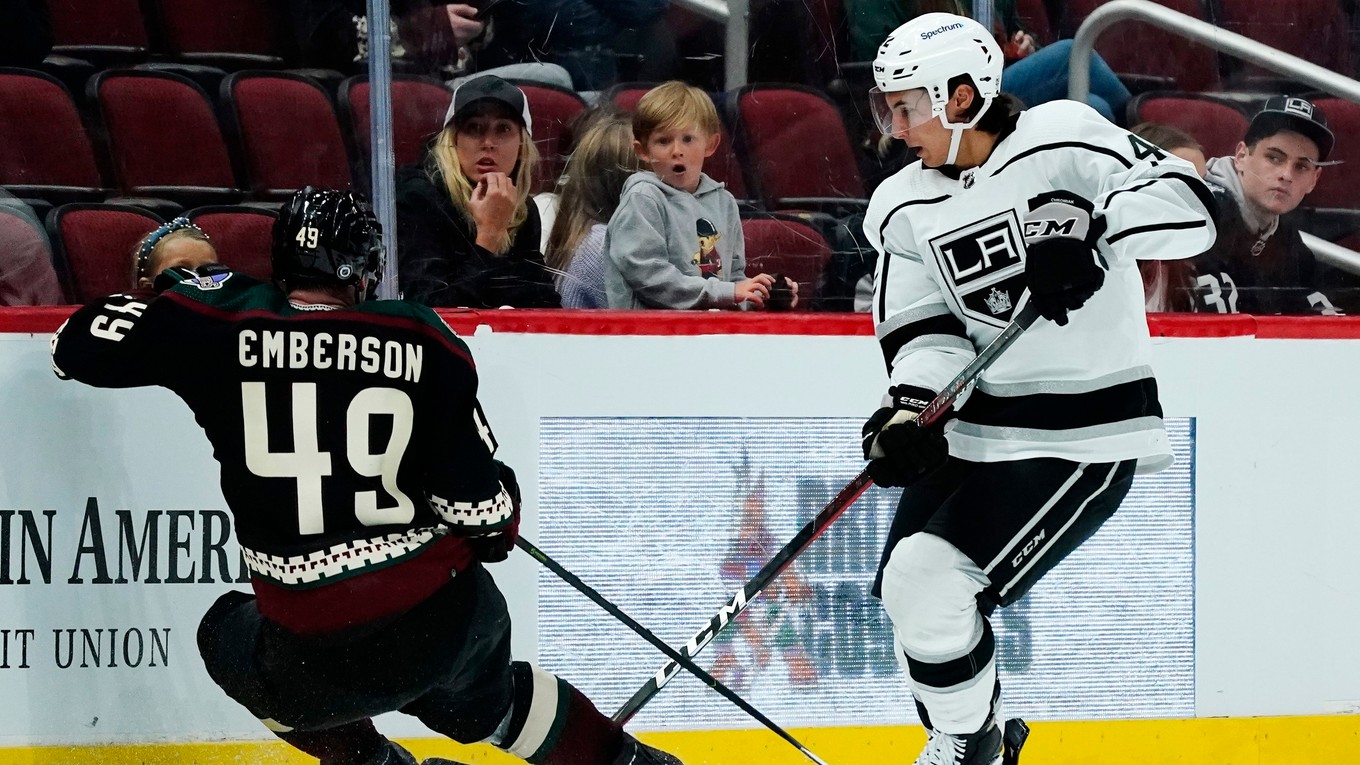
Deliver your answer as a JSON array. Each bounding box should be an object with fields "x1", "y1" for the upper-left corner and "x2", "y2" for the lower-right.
[{"x1": 5, "y1": 716, "x2": 1360, "y2": 765}]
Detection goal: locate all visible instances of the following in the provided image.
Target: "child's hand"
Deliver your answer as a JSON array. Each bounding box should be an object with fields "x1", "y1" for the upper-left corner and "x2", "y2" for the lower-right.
[
  {"x1": 470, "y1": 173, "x2": 516, "y2": 249},
  {"x1": 1003, "y1": 30, "x2": 1037, "y2": 59},
  {"x1": 735, "y1": 273, "x2": 775, "y2": 308}
]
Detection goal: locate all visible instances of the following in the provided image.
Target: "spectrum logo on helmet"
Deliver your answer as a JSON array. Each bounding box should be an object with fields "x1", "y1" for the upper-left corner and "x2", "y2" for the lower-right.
[{"x1": 921, "y1": 22, "x2": 964, "y2": 39}]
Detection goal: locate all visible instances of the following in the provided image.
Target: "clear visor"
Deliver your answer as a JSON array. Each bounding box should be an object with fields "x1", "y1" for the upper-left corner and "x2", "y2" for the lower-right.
[{"x1": 869, "y1": 87, "x2": 937, "y2": 137}]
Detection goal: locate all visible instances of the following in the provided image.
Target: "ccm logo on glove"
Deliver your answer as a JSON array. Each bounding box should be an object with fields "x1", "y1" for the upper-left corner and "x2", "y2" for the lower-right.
[{"x1": 1022, "y1": 191, "x2": 1108, "y2": 326}]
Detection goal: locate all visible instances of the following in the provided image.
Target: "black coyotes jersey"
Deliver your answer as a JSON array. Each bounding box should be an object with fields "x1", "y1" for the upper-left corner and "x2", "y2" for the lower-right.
[{"x1": 51, "y1": 269, "x2": 513, "y2": 636}]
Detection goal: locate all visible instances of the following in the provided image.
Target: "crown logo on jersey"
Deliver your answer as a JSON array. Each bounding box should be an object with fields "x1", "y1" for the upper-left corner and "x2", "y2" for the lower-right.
[
  {"x1": 962, "y1": 169, "x2": 976, "y2": 189},
  {"x1": 984, "y1": 287, "x2": 1011, "y2": 315}
]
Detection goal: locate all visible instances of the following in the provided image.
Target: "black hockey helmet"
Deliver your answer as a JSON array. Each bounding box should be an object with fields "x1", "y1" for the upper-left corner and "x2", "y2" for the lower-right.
[{"x1": 272, "y1": 186, "x2": 384, "y2": 301}]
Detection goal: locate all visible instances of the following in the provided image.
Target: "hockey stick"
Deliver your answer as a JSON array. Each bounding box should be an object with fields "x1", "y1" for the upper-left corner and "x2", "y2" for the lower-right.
[
  {"x1": 516, "y1": 537, "x2": 832, "y2": 765},
  {"x1": 612, "y1": 301, "x2": 1043, "y2": 724}
]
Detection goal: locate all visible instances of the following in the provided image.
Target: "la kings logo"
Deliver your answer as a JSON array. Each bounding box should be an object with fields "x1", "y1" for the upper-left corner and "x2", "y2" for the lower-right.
[{"x1": 928, "y1": 210, "x2": 1027, "y2": 328}]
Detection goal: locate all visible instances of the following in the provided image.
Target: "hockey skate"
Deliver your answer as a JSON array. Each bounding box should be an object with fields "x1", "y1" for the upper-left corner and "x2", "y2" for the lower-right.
[
  {"x1": 912, "y1": 716, "x2": 1028, "y2": 765},
  {"x1": 612, "y1": 732, "x2": 684, "y2": 765}
]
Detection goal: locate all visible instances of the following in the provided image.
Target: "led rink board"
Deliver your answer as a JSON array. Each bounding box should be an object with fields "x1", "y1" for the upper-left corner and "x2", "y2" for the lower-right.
[{"x1": 537, "y1": 417, "x2": 1194, "y2": 730}]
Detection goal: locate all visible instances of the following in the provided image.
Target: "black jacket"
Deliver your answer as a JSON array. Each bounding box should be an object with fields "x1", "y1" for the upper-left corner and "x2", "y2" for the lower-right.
[
  {"x1": 1189, "y1": 185, "x2": 1354, "y2": 315},
  {"x1": 395, "y1": 163, "x2": 560, "y2": 309}
]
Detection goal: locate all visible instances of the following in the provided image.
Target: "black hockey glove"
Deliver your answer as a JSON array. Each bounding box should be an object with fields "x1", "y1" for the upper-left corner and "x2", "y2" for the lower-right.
[
  {"x1": 1022, "y1": 191, "x2": 1108, "y2": 326},
  {"x1": 469, "y1": 460, "x2": 521, "y2": 563},
  {"x1": 861, "y1": 385, "x2": 949, "y2": 488}
]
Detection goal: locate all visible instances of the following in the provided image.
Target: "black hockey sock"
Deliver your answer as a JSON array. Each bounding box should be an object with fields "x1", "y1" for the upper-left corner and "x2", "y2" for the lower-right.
[
  {"x1": 499, "y1": 661, "x2": 624, "y2": 765},
  {"x1": 277, "y1": 719, "x2": 389, "y2": 764}
]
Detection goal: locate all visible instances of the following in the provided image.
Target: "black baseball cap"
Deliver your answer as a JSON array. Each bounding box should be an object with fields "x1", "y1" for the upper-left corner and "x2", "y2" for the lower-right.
[
  {"x1": 1245, "y1": 96, "x2": 1334, "y2": 161},
  {"x1": 444, "y1": 75, "x2": 533, "y2": 137}
]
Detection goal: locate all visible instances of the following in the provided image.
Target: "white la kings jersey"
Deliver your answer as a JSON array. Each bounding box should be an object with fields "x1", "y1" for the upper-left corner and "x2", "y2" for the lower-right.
[{"x1": 865, "y1": 99, "x2": 1217, "y2": 473}]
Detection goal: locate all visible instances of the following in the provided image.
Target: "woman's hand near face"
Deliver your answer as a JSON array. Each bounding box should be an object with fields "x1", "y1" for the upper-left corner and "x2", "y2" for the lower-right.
[{"x1": 471, "y1": 172, "x2": 517, "y2": 251}]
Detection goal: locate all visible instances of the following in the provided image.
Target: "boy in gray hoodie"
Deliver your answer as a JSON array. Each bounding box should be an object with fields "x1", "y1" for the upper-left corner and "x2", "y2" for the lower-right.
[{"x1": 604, "y1": 81, "x2": 797, "y2": 309}]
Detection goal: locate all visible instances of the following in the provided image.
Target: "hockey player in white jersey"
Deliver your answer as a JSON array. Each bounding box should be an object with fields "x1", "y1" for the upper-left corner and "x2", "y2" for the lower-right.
[{"x1": 859, "y1": 13, "x2": 1215, "y2": 765}]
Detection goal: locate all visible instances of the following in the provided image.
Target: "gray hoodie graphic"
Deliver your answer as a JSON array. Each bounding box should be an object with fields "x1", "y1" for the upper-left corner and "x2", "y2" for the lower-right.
[{"x1": 604, "y1": 171, "x2": 746, "y2": 309}]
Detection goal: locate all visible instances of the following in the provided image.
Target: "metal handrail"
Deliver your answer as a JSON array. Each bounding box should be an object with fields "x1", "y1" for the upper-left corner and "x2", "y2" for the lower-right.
[
  {"x1": 1302, "y1": 232, "x2": 1360, "y2": 278},
  {"x1": 367, "y1": 0, "x2": 399, "y2": 300},
  {"x1": 1068, "y1": 0, "x2": 1360, "y2": 104},
  {"x1": 673, "y1": 0, "x2": 747, "y2": 90}
]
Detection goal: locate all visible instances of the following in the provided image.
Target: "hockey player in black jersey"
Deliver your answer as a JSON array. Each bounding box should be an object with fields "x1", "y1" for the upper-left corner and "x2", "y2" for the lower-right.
[
  {"x1": 859, "y1": 13, "x2": 1216, "y2": 765},
  {"x1": 50, "y1": 187, "x2": 682, "y2": 765}
]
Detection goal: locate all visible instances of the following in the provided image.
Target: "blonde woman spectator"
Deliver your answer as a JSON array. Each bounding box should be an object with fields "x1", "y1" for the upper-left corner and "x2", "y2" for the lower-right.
[
  {"x1": 546, "y1": 110, "x2": 643, "y2": 308},
  {"x1": 396, "y1": 75, "x2": 560, "y2": 308}
]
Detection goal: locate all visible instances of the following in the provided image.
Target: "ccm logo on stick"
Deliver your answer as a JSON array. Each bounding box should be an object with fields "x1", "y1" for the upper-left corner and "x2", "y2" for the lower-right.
[{"x1": 653, "y1": 587, "x2": 750, "y2": 685}]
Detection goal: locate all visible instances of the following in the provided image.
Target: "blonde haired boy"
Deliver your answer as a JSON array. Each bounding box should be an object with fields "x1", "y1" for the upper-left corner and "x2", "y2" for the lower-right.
[{"x1": 604, "y1": 81, "x2": 795, "y2": 309}]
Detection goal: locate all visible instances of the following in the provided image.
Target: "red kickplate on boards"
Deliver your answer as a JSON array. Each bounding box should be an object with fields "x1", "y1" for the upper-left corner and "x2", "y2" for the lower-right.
[{"x1": 6, "y1": 306, "x2": 1360, "y2": 339}]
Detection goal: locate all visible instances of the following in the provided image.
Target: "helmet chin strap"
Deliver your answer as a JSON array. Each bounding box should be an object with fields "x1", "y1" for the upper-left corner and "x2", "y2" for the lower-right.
[{"x1": 936, "y1": 96, "x2": 994, "y2": 166}]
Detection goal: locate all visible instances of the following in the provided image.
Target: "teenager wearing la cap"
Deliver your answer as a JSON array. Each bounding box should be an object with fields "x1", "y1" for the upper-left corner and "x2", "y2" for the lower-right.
[
  {"x1": 1189, "y1": 95, "x2": 1358, "y2": 315},
  {"x1": 396, "y1": 75, "x2": 562, "y2": 308}
]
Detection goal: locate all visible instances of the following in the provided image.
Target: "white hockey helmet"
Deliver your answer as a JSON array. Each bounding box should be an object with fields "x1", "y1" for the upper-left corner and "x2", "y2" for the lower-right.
[{"x1": 870, "y1": 13, "x2": 1003, "y2": 161}]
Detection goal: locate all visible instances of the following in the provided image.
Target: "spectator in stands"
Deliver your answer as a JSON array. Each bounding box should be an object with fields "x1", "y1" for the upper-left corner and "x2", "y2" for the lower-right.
[
  {"x1": 131, "y1": 218, "x2": 220, "y2": 292},
  {"x1": 0, "y1": 0, "x2": 52, "y2": 67},
  {"x1": 604, "y1": 81, "x2": 796, "y2": 310},
  {"x1": 1131, "y1": 122, "x2": 1207, "y2": 178},
  {"x1": 0, "y1": 197, "x2": 62, "y2": 306},
  {"x1": 847, "y1": 0, "x2": 1130, "y2": 122},
  {"x1": 285, "y1": 0, "x2": 572, "y2": 87},
  {"x1": 546, "y1": 109, "x2": 643, "y2": 308},
  {"x1": 1131, "y1": 122, "x2": 1206, "y2": 311},
  {"x1": 1190, "y1": 96, "x2": 1355, "y2": 315},
  {"x1": 478, "y1": 0, "x2": 670, "y2": 90},
  {"x1": 396, "y1": 75, "x2": 561, "y2": 308}
]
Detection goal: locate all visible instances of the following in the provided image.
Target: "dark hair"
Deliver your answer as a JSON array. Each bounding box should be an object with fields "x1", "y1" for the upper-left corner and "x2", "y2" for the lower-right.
[
  {"x1": 1131, "y1": 122, "x2": 1203, "y2": 155},
  {"x1": 946, "y1": 74, "x2": 1023, "y2": 134}
]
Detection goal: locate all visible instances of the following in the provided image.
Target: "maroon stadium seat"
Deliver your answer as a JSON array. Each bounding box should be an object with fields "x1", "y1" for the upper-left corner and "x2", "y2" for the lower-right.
[
  {"x1": 741, "y1": 215, "x2": 833, "y2": 303},
  {"x1": 151, "y1": 0, "x2": 291, "y2": 69},
  {"x1": 729, "y1": 85, "x2": 866, "y2": 210},
  {"x1": 340, "y1": 75, "x2": 452, "y2": 172},
  {"x1": 47, "y1": 203, "x2": 164, "y2": 303},
  {"x1": 187, "y1": 205, "x2": 276, "y2": 281},
  {"x1": 604, "y1": 83, "x2": 654, "y2": 113},
  {"x1": 511, "y1": 81, "x2": 588, "y2": 194},
  {"x1": 222, "y1": 72, "x2": 352, "y2": 199},
  {"x1": 606, "y1": 83, "x2": 751, "y2": 201},
  {"x1": 90, "y1": 69, "x2": 242, "y2": 205},
  {"x1": 1309, "y1": 98, "x2": 1360, "y2": 211},
  {"x1": 0, "y1": 69, "x2": 105, "y2": 203},
  {"x1": 1061, "y1": 0, "x2": 1219, "y2": 91},
  {"x1": 47, "y1": 0, "x2": 150, "y2": 65},
  {"x1": 1126, "y1": 93, "x2": 1248, "y2": 160},
  {"x1": 1217, "y1": 0, "x2": 1351, "y2": 80}
]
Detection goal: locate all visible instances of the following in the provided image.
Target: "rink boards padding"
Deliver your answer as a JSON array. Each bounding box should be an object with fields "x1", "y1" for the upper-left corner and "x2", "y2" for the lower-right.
[{"x1": 2, "y1": 309, "x2": 1359, "y2": 761}]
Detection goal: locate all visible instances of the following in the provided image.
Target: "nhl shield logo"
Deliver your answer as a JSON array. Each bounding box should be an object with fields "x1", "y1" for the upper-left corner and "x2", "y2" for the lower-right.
[{"x1": 928, "y1": 210, "x2": 1027, "y2": 328}]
